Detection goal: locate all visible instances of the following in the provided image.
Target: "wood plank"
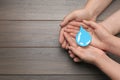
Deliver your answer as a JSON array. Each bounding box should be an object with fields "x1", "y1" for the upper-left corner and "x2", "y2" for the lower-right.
[
  {"x1": 0, "y1": 21, "x2": 60, "y2": 47},
  {"x1": 0, "y1": 75, "x2": 110, "y2": 80},
  {"x1": 2, "y1": 21, "x2": 120, "y2": 47},
  {"x1": 0, "y1": 0, "x2": 87, "y2": 20},
  {"x1": 0, "y1": 0, "x2": 119, "y2": 20},
  {"x1": 0, "y1": 48, "x2": 104, "y2": 74}
]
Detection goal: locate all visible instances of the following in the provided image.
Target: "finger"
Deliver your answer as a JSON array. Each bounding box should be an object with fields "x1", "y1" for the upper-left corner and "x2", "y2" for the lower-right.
[
  {"x1": 83, "y1": 20, "x2": 98, "y2": 29},
  {"x1": 64, "y1": 32, "x2": 77, "y2": 47},
  {"x1": 66, "y1": 25, "x2": 79, "y2": 30},
  {"x1": 59, "y1": 28, "x2": 65, "y2": 44},
  {"x1": 69, "y1": 53, "x2": 75, "y2": 58},
  {"x1": 64, "y1": 28, "x2": 79, "y2": 34},
  {"x1": 69, "y1": 51, "x2": 81, "y2": 63},
  {"x1": 68, "y1": 50, "x2": 76, "y2": 58},
  {"x1": 69, "y1": 46, "x2": 84, "y2": 59},
  {"x1": 65, "y1": 40, "x2": 70, "y2": 50},
  {"x1": 65, "y1": 43, "x2": 69, "y2": 49},
  {"x1": 69, "y1": 21, "x2": 83, "y2": 27},
  {"x1": 60, "y1": 13, "x2": 75, "y2": 27},
  {"x1": 68, "y1": 50, "x2": 72, "y2": 54},
  {"x1": 69, "y1": 50, "x2": 82, "y2": 62},
  {"x1": 69, "y1": 21, "x2": 88, "y2": 29},
  {"x1": 72, "y1": 37, "x2": 76, "y2": 42},
  {"x1": 61, "y1": 39, "x2": 67, "y2": 49},
  {"x1": 70, "y1": 33, "x2": 76, "y2": 38},
  {"x1": 73, "y1": 57, "x2": 82, "y2": 62}
]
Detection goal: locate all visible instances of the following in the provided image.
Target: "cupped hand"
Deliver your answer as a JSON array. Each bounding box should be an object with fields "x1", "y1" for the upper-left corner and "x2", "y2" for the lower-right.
[
  {"x1": 59, "y1": 20, "x2": 87, "y2": 48},
  {"x1": 64, "y1": 32, "x2": 106, "y2": 64},
  {"x1": 59, "y1": 8, "x2": 96, "y2": 62},
  {"x1": 59, "y1": 21, "x2": 88, "y2": 62},
  {"x1": 59, "y1": 8, "x2": 96, "y2": 49},
  {"x1": 83, "y1": 20, "x2": 111, "y2": 50},
  {"x1": 60, "y1": 9, "x2": 96, "y2": 27},
  {"x1": 64, "y1": 20, "x2": 111, "y2": 50}
]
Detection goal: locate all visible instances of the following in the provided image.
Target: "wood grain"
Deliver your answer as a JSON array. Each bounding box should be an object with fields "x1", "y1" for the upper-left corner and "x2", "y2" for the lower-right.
[
  {"x1": 0, "y1": 21, "x2": 120, "y2": 49},
  {"x1": 0, "y1": 0, "x2": 119, "y2": 20},
  {"x1": 0, "y1": 0, "x2": 119, "y2": 80},
  {"x1": 0, "y1": 75, "x2": 110, "y2": 80},
  {"x1": 0, "y1": 48, "x2": 104, "y2": 75},
  {"x1": 0, "y1": 21, "x2": 60, "y2": 47},
  {"x1": 0, "y1": 0, "x2": 87, "y2": 20}
]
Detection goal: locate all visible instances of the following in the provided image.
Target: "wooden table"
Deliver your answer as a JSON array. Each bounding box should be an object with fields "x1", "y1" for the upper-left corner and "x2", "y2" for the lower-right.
[{"x1": 0, "y1": 0, "x2": 119, "y2": 80}]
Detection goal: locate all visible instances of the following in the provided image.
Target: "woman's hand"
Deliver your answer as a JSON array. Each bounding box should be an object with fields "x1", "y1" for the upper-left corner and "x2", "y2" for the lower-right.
[
  {"x1": 83, "y1": 20, "x2": 111, "y2": 50},
  {"x1": 64, "y1": 32, "x2": 106, "y2": 64},
  {"x1": 60, "y1": 21, "x2": 86, "y2": 62},
  {"x1": 64, "y1": 20, "x2": 111, "y2": 50},
  {"x1": 59, "y1": 20, "x2": 88, "y2": 49},
  {"x1": 59, "y1": 8, "x2": 96, "y2": 49}
]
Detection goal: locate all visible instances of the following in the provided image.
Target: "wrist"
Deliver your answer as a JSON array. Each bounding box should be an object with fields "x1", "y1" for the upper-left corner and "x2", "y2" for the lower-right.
[
  {"x1": 88, "y1": 47, "x2": 107, "y2": 66},
  {"x1": 84, "y1": 7, "x2": 98, "y2": 21},
  {"x1": 83, "y1": 8, "x2": 97, "y2": 21},
  {"x1": 104, "y1": 35, "x2": 115, "y2": 51},
  {"x1": 104, "y1": 35, "x2": 120, "y2": 56},
  {"x1": 99, "y1": 21, "x2": 118, "y2": 35},
  {"x1": 93, "y1": 52, "x2": 108, "y2": 66},
  {"x1": 94, "y1": 52, "x2": 120, "y2": 80}
]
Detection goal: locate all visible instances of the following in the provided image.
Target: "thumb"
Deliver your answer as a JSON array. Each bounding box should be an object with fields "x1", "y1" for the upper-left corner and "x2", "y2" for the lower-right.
[
  {"x1": 60, "y1": 13, "x2": 75, "y2": 27},
  {"x1": 83, "y1": 20, "x2": 99, "y2": 29}
]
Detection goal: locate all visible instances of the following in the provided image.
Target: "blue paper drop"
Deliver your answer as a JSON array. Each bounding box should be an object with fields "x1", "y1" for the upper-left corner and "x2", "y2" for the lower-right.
[{"x1": 76, "y1": 26, "x2": 92, "y2": 47}]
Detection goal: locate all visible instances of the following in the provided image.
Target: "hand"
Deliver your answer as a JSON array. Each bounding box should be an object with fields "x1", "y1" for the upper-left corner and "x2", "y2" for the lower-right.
[
  {"x1": 64, "y1": 20, "x2": 111, "y2": 50},
  {"x1": 60, "y1": 21, "x2": 86, "y2": 62},
  {"x1": 83, "y1": 20, "x2": 111, "y2": 50},
  {"x1": 59, "y1": 20, "x2": 88, "y2": 48},
  {"x1": 64, "y1": 32, "x2": 106, "y2": 64},
  {"x1": 59, "y1": 8, "x2": 96, "y2": 49},
  {"x1": 60, "y1": 9, "x2": 96, "y2": 27},
  {"x1": 59, "y1": 8, "x2": 96, "y2": 62}
]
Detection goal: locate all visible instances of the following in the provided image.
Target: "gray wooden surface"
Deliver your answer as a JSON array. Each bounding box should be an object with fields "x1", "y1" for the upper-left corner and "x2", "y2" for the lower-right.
[
  {"x1": 0, "y1": 0, "x2": 119, "y2": 20},
  {"x1": 0, "y1": 21, "x2": 60, "y2": 47},
  {"x1": 0, "y1": 0, "x2": 119, "y2": 80},
  {"x1": 0, "y1": 75, "x2": 109, "y2": 80}
]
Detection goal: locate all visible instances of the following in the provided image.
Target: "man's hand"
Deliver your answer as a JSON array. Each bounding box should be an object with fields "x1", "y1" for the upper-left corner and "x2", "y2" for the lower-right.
[{"x1": 60, "y1": 9, "x2": 96, "y2": 27}]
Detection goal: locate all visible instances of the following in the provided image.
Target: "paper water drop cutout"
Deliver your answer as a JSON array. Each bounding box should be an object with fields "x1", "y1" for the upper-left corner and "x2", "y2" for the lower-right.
[{"x1": 76, "y1": 26, "x2": 92, "y2": 47}]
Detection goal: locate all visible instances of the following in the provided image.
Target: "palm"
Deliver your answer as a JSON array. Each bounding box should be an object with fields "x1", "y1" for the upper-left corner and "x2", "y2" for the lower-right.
[
  {"x1": 76, "y1": 45, "x2": 105, "y2": 63},
  {"x1": 63, "y1": 32, "x2": 106, "y2": 64},
  {"x1": 87, "y1": 23, "x2": 110, "y2": 50},
  {"x1": 66, "y1": 22, "x2": 107, "y2": 50},
  {"x1": 89, "y1": 30, "x2": 106, "y2": 50}
]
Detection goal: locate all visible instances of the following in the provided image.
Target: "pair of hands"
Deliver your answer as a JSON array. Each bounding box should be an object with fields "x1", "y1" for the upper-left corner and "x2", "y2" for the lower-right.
[
  {"x1": 59, "y1": 9, "x2": 111, "y2": 64},
  {"x1": 59, "y1": 9, "x2": 94, "y2": 49}
]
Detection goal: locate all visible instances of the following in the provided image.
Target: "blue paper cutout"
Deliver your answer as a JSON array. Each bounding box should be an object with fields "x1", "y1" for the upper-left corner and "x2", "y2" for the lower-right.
[{"x1": 76, "y1": 26, "x2": 92, "y2": 47}]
